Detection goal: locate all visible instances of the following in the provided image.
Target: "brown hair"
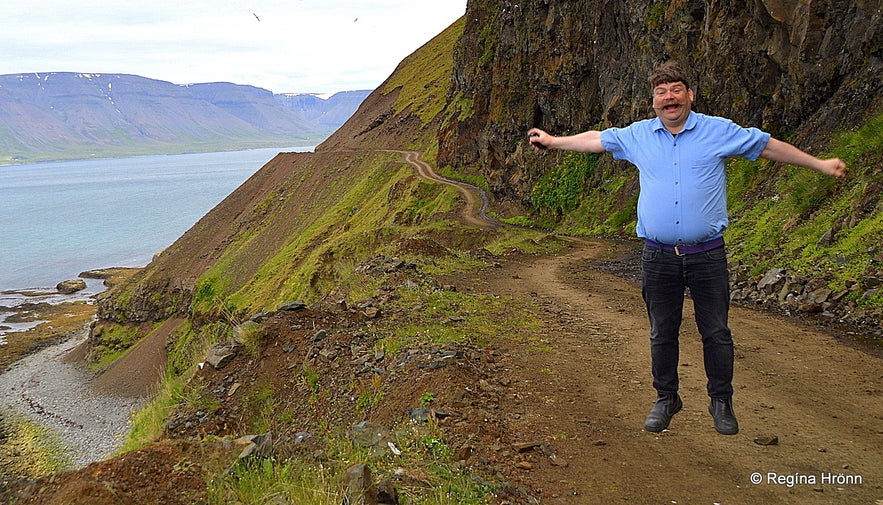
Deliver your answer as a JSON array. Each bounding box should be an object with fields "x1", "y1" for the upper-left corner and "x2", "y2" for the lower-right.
[{"x1": 648, "y1": 61, "x2": 691, "y2": 90}]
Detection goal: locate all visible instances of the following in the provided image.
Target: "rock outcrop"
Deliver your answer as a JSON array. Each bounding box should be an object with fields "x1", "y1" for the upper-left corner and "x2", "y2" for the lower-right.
[
  {"x1": 439, "y1": 0, "x2": 882, "y2": 206},
  {"x1": 56, "y1": 279, "x2": 86, "y2": 294},
  {"x1": 731, "y1": 264, "x2": 883, "y2": 330}
]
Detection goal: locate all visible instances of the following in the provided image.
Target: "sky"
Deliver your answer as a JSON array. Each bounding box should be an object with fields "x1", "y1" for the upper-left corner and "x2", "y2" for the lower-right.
[{"x1": 0, "y1": 0, "x2": 467, "y2": 95}]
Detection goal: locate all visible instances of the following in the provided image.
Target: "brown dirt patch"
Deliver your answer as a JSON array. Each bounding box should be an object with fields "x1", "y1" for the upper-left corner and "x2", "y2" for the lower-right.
[
  {"x1": 2, "y1": 439, "x2": 241, "y2": 505},
  {"x1": 91, "y1": 318, "x2": 183, "y2": 398}
]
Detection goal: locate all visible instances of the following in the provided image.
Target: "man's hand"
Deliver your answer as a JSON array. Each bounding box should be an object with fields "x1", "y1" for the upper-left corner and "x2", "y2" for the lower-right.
[
  {"x1": 527, "y1": 128, "x2": 606, "y2": 153},
  {"x1": 528, "y1": 128, "x2": 550, "y2": 150},
  {"x1": 819, "y1": 158, "x2": 847, "y2": 178}
]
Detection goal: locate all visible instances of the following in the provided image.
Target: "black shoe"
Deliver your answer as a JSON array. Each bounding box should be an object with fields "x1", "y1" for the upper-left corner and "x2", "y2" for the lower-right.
[
  {"x1": 709, "y1": 398, "x2": 739, "y2": 435},
  {"x1": 643, "y1": 394, "x2": 683, "y2": 432}
]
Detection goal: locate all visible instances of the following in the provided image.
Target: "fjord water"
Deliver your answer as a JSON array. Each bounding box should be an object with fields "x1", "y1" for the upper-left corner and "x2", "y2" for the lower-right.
[{"x1": 0, "y1": 147, "x2": 310, "y2": 293}]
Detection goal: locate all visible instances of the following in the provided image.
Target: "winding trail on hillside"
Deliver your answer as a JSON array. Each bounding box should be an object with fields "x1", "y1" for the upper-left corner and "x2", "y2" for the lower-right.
[
  {"x1": 396, "y1": 150, "x2": 501, "y2": 230},
  {"x1": 409, "y1": 150, "x2": 882, "y2": 503}
]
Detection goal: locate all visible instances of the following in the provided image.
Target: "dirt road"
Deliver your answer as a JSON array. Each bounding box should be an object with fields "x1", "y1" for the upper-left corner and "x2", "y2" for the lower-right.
[
  {"x1": 405, "y1": 150, "x2": 882, "y2": 503},
  {"x1": 399, "y1": 150, "x2": 500, "y2": 230},
  {"x1": 470, "y1": 239, "x2": 880, "y2": 503}
]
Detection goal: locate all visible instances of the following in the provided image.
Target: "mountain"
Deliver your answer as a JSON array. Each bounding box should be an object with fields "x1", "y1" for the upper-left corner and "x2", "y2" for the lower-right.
[
  {"x1": 278, "y1": 90, "x2": 372, "y2": 132},
  {"x1": 0, "y1": 72, "x2": 370, "y2": 164}
]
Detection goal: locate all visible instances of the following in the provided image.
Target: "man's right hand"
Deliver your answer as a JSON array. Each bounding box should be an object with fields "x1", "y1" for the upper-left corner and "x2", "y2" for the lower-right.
[
  {"x1": 528, "y1": 128, "x2": 549, "y2": 150},
  {"x1": 820, "y1": 158, "x2": 847, "y2": 178}
]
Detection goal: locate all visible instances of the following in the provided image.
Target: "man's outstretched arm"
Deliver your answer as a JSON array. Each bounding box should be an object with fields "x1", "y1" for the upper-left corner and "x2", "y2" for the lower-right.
[
  {"x1": 528, "y1": 128, "x2": 606, "y2": 153},
  {"x1": 760, "y1": 138, "x2": 846, "y2": 178}
]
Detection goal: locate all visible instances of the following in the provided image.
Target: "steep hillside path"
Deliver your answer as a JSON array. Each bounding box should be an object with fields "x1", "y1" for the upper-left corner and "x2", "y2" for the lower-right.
[
  {"x1": 397, "y1": 150, "x2": 501, "y2": 230},
  {"x1": 407, "y1": 151, "x2": 882, "y2": 503}
]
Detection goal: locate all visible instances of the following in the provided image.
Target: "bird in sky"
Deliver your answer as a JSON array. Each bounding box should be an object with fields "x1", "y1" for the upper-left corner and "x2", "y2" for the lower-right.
[{"x1": 253, "y1": 12, "x2": 261, "y2": 22}]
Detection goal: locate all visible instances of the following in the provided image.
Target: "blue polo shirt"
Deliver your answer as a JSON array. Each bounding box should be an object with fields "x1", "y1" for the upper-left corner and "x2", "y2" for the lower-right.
[{"x1": 600, "y1": 112, "x2": 770, "y2": 245}]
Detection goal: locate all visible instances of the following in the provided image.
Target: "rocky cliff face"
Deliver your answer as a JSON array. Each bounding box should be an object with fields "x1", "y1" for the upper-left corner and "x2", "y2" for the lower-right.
[
  {"x1": 92, "y1": 2, "x2": 882, "y2": 330},
  {"x1": 439, "y1": 0, "x2": 882, "y2": 207}
]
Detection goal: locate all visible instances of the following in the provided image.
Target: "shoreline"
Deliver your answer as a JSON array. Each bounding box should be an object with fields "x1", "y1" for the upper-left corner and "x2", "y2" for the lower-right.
[
  {"x1": 0, "y1": 267, "x2": 146, "y2": 479},
  {"x1": 0, "y1": 268, "x2": 140, "y2": 364},
  {"x1": 0, "y1": 326, "x2": 144, "y2": 474}
]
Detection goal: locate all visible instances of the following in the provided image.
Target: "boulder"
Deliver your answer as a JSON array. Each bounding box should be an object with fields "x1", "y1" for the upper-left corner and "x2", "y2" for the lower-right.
[
  {"x1": 757, "y1": 268, "x2": 786, "y2": 295},
  {"x1": 234, "y1": 433, "x2": 273, "y2": 460},
  {"x1": 205, "y1": 342, "x2": 239, "y2": 370},
  {"x1": 56, "y1": 279, "x2": 87, "y2": 294},
  {"x1": 817, "y1": 228, "x2": 835, "y2": 248},
  {"x1": 278, "y1": 301, "x2": 307, "y2": 311},
  {"x1": 349, "y1": 421, "x2": 393, "y2": 454},
  {"x1": 341, "y1": 464, "x2": 378, "y2": 505},
  {"x1": 807, "y1": 287, "x2": 833, "y2": 304},
  {"x1": 249, "y1": 311, "x2": 274, "y2": 323}
]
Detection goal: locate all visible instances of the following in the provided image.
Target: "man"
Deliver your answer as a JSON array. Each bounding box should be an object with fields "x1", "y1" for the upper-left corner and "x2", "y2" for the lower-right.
[{"x1": 527, "y1": 62, "x2": 845, "y2": 435}]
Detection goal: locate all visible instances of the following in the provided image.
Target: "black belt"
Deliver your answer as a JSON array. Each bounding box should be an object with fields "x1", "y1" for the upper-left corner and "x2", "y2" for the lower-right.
[{"x1": 645, "y1": 237, "x2": 725, "y2": 256}]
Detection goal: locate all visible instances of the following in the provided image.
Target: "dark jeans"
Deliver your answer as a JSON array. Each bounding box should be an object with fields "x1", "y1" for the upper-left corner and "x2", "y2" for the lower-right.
[{"x1": 641, "y1": 244, "x2": 734, "y2": 400}]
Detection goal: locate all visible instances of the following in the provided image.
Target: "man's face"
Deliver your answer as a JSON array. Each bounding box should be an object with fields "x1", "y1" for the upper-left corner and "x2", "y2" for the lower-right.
[{"x1": 652, "y1": 81, "x2": 694, "y2": 129}]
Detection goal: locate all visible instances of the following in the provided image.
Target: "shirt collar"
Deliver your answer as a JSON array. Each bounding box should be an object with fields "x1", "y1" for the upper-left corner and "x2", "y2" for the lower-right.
[{"x1": 651, "y1": 111, "x2": 698, "y2": 133}]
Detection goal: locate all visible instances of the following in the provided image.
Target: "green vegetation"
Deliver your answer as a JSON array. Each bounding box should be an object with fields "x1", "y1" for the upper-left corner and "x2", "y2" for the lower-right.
[
  {"x1": 120, "y1": 372, "x2": 186, "y2": 453},
  {"x1": 646, "y1": 4, "x2": 668, "y2": 30},
  {"x1": 724, "y1": 112, "x2": 883, "y2": 291},
  {"x1": 437, "y1": 164, "x2": 490, "y2": 192},
  {"x1": 384, "y1": 18, "x2": 465, "y2": 127},
  {"x1": 192, "y1": 152, "x2": 461, "y2": 318},
  {"x1": 208, "y1": 421, "x2": 496, "y2": 504},
  {"x1": 529, "y1": 151, "x2": 599, "y2": 222},
  {"x1": 121, "y1": 321, "x2": 225, "y2": 452},
  {"x1": 514, "y1": 151, "x2": 638, "y2": 236},
  {"x1": 0, "y1": 410, "x2": 70, "y2": 479},
  {"x1": 380, "y1": 284, "x2": 541, "y2": 354},
  {"x1": 418, "y1": 392, "x2": 436, "y2": 407},
  {"x1": 89, "y1": 323, "x2": 146, "y2": 370}
]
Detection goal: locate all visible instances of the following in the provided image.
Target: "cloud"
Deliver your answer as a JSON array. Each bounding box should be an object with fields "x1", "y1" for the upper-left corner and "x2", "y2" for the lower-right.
[{"x1": 0, "y1": 0, "x2": 466, "y2": 93}]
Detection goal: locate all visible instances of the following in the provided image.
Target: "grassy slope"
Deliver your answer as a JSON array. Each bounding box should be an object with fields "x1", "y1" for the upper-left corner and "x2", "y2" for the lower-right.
[
  {"x1": 191, "y1": 151, "x2": 452, "y2": 316},
  {"x1": 725, "y1": 113, "x2": 883, "y2": 287},
  {"x1": 99, "y1": 17, "x2": 559, "y2": 503}
]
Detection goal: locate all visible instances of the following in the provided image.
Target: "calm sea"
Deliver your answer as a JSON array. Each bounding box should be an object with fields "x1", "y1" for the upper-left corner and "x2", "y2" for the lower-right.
[{"x1": 0, "y1": 147, "x2": 311, "y2": 295}]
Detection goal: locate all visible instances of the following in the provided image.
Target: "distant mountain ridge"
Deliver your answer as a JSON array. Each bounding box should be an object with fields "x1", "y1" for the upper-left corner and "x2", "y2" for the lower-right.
[
  {"x1": 278, "y1": 91, "x2": 370, "y2": 132},
  {"x1": 0, "y1": 72, "x2": 371, "y2": 164}
]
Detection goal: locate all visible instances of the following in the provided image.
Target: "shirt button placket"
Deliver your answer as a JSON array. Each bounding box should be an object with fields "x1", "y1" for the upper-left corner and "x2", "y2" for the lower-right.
[{"x1": 673, "y1": 139, "x2": 682, "y2": 240}]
